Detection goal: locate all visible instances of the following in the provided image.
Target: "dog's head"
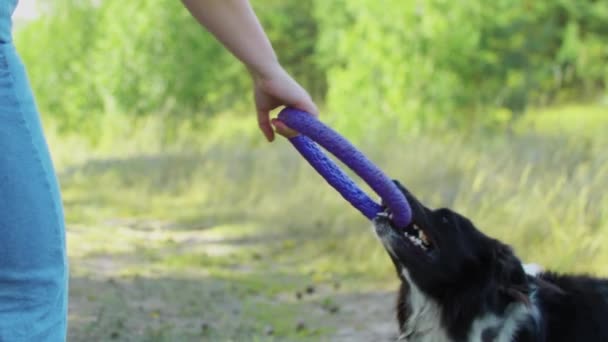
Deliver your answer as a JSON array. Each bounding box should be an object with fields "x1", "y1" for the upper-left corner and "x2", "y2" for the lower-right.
[{"x1": 374, "y1": 181, "x2": 529, "y2": 305}]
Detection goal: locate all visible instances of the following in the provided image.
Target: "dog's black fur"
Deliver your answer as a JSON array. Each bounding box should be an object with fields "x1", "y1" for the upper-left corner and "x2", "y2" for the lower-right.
[{"x1": 373, "y1": 181, "x2": 608, "y2": 342}]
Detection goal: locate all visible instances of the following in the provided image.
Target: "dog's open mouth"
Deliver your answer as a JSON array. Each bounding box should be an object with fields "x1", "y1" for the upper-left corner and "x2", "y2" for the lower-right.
[
  {"x1": 377, "y1": 209, "x2": 434, "y2": 253},
  {"x1": 403, "y1": 223, "x2": 433, "y2": 251}
]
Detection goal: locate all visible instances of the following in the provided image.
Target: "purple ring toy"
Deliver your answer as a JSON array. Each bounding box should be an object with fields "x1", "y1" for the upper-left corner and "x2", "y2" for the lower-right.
[{"x1": 277, "y1": 108, "x2": 412, "y2": 227}]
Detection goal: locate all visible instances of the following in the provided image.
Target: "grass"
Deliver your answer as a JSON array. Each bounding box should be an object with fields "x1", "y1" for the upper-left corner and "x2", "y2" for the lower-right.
[{"x1": 49, "y1": 104, "x2": 608, "y2": 341}]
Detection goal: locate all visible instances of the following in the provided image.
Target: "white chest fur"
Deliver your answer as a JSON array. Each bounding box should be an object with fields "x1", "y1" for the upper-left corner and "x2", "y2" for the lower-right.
[
  {"x1": 467, "y1": 297, "x2": 538, "y2": 342},
  {"x1": 397, "y1": 269, "x2": 538, "y2": 342},
  {"x1": 398, "y1": 269, "x2": 451, "y2": 342}
]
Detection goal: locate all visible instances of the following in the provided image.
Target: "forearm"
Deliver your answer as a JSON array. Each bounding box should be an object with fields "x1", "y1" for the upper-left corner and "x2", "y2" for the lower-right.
[{"x1": 182, "y1": 0, "x2": 279, "y2": 78}]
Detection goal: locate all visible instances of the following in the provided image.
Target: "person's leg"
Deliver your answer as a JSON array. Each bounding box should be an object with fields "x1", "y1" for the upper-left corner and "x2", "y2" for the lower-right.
[{"x1": 0, "y1": 42, "x2": 68, "y2": 341}]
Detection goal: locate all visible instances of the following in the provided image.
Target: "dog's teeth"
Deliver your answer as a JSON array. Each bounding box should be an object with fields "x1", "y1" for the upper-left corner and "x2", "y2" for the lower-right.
[
  {"x1": 419, "y1": 231, "x2": 430, "y2": 245},
  {"x1": 413, "y1": 224, "x2": 420, "y2": 231},
  {"x1": 404, "y1": 229, "x2": 430, "y2": 250}
]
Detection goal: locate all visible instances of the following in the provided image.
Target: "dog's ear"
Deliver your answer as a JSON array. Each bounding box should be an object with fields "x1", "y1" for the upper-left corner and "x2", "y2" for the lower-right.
[{"x1": 492, "y1": 242, "x2": 531, "y2": 305}]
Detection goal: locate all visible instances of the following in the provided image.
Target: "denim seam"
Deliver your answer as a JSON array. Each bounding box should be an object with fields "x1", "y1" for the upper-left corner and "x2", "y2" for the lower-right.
[
  {"x1": 5, "y1": 57, "x2": 64, "y2": 248},
  {"x1": 2, "y1": 45, "x2": 67, "y2": 339}
]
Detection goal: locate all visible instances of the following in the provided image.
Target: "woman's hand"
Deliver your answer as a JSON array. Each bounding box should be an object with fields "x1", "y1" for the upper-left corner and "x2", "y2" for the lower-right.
[{"x1": 251, "y1": 65, "x2": 317, "y2": 141}]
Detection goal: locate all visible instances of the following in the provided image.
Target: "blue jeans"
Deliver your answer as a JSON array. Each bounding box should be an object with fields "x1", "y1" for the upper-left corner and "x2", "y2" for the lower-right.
[{"x1": 0, "y1": 39, "x2": 68, "y2": 342}]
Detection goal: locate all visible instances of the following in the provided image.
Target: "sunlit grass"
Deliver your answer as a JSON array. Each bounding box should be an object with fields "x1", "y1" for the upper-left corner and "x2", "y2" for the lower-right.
[
  {"x1": 55, "y1": 105, "x2": 608, "y2": 276},
  {"x1": 516, "y1": 104, "x2": 608, "y2": 139}
]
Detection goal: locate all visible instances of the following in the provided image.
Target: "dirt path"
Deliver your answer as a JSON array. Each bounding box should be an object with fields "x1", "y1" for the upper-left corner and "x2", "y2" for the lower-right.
[
  {"x1": 67, "y1": 221, "x2": 401, "y2": 341},
  {"x1": 329, "y1": 291, "x2": 400, "y2": 341}
]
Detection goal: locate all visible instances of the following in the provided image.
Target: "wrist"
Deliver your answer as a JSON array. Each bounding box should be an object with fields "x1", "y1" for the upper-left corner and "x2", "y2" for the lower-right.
[{"x1": 248, "y1": 59, "x2": 282, "y2": 82}]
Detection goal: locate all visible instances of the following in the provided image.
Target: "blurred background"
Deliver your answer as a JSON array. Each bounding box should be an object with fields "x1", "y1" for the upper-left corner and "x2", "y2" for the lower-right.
[{"x1": 13, "y1": 0, "x2": 608, "y2": 340}]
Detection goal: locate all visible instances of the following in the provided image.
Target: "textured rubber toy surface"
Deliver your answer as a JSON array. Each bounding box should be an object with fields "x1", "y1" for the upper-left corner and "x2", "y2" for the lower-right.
[
  {"x1": 289, "y1": 135, "x2": 384, "y2": 220},
  {"x1": 278, "y1": 108, "x2": 412, "y2": 227}
]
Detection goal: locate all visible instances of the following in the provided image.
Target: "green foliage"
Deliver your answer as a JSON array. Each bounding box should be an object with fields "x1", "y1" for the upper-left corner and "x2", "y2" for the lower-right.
[
  {"x1": 18, "y1": 0, "x2": 250, "y2": 131},
  {"x1": 16, "y1": 0, "x2": 322, "y2": 134},
  {"x1": 314, "y1": 0, "x2": 608, "y2": 133},
  {"x1": 14, "y1": 0, "x2": 608, "y2": 137}
]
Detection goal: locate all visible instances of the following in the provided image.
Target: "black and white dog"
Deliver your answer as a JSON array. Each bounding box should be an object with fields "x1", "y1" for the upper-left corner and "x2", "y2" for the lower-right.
[{"x1": 373, "y1": 181, "x2": 608, "y2": 342}]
